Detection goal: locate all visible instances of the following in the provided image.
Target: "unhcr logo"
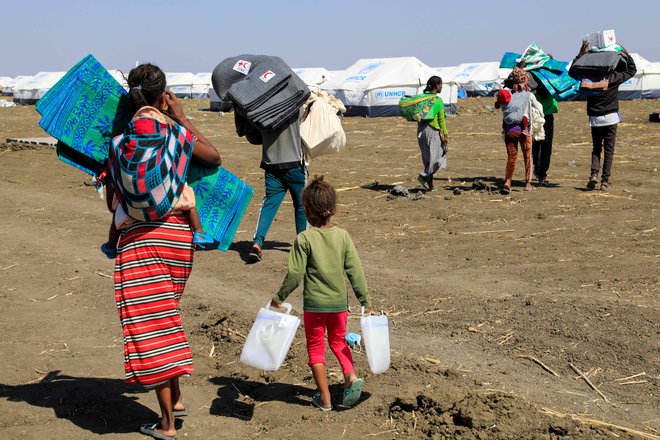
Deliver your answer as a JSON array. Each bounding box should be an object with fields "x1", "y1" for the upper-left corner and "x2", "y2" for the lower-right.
[{"x1": 375, "y1": 90, "x2": 407, "y2": 100}]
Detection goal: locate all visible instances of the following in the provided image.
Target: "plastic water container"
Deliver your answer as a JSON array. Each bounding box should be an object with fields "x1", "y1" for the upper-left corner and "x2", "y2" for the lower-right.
[
  {"x1": 240, "y1": 301, "x2": 301, "y2": 371},
  {"x1": 360, "y1": 307, "x2": 390, "y2": 374}
]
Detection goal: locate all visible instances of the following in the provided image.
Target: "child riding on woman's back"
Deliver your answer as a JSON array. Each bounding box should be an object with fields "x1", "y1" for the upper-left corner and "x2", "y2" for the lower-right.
[
  {"x1": 270, "y1": 175, "x2": 376, "y2": 411},
  {"x1": 99, "y1": 66, "x2": 215, "y2": 258}
]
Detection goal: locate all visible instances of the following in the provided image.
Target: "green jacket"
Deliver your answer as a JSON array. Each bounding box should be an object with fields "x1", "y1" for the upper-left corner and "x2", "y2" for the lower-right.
[
  {"x1": 275, "y1": 227, "x2": 371, "y2": 312},
  {"x1": 535, "y1": 93, "x2": 558, "y2": 116},
  {"x1": 428, "y1": 98, "x2": 448, "y2": 134}
]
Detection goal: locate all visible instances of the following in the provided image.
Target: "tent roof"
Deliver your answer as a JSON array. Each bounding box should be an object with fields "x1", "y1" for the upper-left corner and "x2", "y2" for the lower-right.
[
  {"x1": 13, "y1": 72, "x2": 65, "y2": 90},
  {"x1": 630, "y1": 53, "x2": 660, "y2": 75},
  {"x1": 451, "y1": 62, "x2": 501, "y2": 84},
  {"x1": 165, "y1": 72, "x2": 197, "y2": 86},
  {"x1": 322, "y1": 57, "x2": 454, "y2": 91},
  {"x1": 293, "y1": 67, "x2": 333, "y2": 87}
]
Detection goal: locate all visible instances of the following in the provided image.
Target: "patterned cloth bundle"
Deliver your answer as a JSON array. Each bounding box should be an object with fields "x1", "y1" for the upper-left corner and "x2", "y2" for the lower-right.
[
  {"x1": 36, "y1": 54, "x2": 132, "y2": 175},
  {"x1": 36, "y1": 54, "x2": 253, "y2": 251},
  {"x1": 186, "y1": 164, "x2": 253, "y2": 251},
  {"x1": 500, "y1": 43, "x2": 579, "y2": 100}
]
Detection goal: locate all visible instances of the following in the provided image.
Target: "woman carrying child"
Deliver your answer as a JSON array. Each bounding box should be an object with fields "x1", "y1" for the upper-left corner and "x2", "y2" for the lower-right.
[
  {"x1": 270, "y1": 175, "x2": 375, "y2": 411},
  {"x1": 495, "y1": 67, "x2": 544, "y2": 194},
  {"x1": 416, "y1": 76, "x2": 449, "y2": 191},
  {"x1": 108, "y1": 63, "x2": 221, "y2": 440}
]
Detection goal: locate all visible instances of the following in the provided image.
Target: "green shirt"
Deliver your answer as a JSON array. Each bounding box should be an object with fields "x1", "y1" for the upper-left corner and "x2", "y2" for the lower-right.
[
  {"x1": 535, "y1": 93, "x2": 558, "y2": 115},
  {"x1": 275, "y1": 227, "x2": 371, "y2": 312},
  {"x1": 428, "y1": 98, "x2": 448, "y2": 135}
]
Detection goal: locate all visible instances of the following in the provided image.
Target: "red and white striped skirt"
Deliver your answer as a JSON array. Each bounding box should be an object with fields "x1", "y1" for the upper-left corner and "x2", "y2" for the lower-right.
[{"x1": 114, "y1": 214, "x2": 195, "y2": 387}]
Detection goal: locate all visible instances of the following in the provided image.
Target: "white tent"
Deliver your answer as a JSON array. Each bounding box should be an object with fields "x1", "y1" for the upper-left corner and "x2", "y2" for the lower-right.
[
  {"x1": 192, "y1": 72, "x2": 212, "y2": 98},
  {"x1": 293, "y1": 67, "x2": 334, "y2": 88},
  {"x1": 165, "y1": 72, "x2": 198, "y2": 98},
  {"x1": 451, "y1": 62, "x2": 501, "y2": 96},
  {"x1": 618, "y1": 53, "x2": 660, "y2": 99},
  {"x1": 321, "y1": 57, "x2": 457, "y2": 116},
  {"x1": 432, "y1": 66, "x2": 461, "y2": 104},
  {"x1": 12, "y1": 72, "x2": 65, "y2": 104},
  {"x1": 0, "y1": 76, "x2": 13, "y2": 95}
]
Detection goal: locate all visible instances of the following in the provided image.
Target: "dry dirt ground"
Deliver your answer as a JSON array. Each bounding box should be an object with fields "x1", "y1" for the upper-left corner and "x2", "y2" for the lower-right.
[{"x1": 0, "y1": 98, "x2": 658, "y2": 439}]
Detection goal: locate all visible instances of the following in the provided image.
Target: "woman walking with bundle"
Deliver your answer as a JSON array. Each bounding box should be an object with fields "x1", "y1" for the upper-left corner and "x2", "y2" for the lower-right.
[
  {"x1": 416, "y1": 76, "x2": 449, "y2": 191},
  {"x1": 495, "y1": 67, "x2": 543, "y2": 194},
  {"x1": 108, "y1": 63, "x2": 221, "y2": 440}
]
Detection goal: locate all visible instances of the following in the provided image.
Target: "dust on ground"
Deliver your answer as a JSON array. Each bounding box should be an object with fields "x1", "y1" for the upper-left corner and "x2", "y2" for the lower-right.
[{"x1": 0, "y1": 98, "x2": 658, "y2": 439}]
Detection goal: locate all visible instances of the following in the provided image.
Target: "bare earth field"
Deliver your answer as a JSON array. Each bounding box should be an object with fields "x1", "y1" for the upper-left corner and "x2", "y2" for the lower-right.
[{"x1": 0, "y1": 98, "x2": 658, "y2": 439}]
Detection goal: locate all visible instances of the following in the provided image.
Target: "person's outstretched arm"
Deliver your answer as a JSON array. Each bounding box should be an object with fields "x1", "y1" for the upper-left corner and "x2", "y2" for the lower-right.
[
  {"x1": 608, "y1": 45, "x2": 637, "y2": 87},
  {"x1": 273, "y1": 236, "x2": 308, "y2": 304},
  {"x1": 163, "y1": 91, "x2": 221, "y2": 168}
]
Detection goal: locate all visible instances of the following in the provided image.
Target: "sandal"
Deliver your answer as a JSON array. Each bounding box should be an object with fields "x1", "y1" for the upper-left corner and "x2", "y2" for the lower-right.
[
  {"x1": 193, "y1": 232, "x2": 214, "y2": 249},
  {"x1": 417, "y1": 174, "x2": 430, "y2": 191},
  {"x1": 139, "y1": 423, "x2": 175, "y2": 440},
  {"x1": 586, "y1": 175, "x2": 598, "y2": 190},
  {"x1": 312, "y1": 392, "x2": 332, "y2": 412},
  {"x1": 248, "y1": 245, "x2": 262, "y2": 263},
  {"x1": 172, "y1": 409, "x2": 188, "y2": 417},
  {"x1": 500, "y1": 186, "x2": 511, "y2": 195},
  {"x1": 342, "y1": 378, "x2": 364, "y2": 407},
  {"x1": 101, "y1": 242, "x2": 117, "y2": 259}
]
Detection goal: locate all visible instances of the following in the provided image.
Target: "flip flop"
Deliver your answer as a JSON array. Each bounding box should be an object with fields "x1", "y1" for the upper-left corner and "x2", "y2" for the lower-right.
[
  {"x1": 312, "y1": 392, "x2": 332, "y2": 412},
  {"x1": 342, "y1": 378, "x2": 364, "y2": 407},
  {"x1": 417, "y1": 175, "x2": 430, "y2": 191},
  {"x1": 100, "y1": 242, "x2": 117, "y2": 259},
  {"x1": 173, "y1": 409, "x2": 188, "y2": 417},
  {"x1": 500, "y1": 186, "x2": 511, "y2": 196},
  {"x1": 193, "y1": 232, "x2": 214, "y2": 249},
  {"x1": 139, "y1": 423, "x2": 175, "y2": 440}
]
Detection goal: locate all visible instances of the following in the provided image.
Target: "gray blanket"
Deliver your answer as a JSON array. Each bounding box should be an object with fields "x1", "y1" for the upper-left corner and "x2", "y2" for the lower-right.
[
  {"x1": 570, "y1": 52, "x2": 624, "y2": 76},
  {"x1": 212, "y1": 54, "x2": 309, "y2": 131}
]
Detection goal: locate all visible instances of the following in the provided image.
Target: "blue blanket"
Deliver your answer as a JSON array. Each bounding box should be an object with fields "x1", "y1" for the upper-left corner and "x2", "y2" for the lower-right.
[
  {"x1": 499, "y1": 51, "x2": 578, "y2": 100},
  {"x1": 36, "y1": 54, "x2": 132, "y2": 175},
  {"x1": 187, "y1": 164, "x2": 254, "y2": 252}
]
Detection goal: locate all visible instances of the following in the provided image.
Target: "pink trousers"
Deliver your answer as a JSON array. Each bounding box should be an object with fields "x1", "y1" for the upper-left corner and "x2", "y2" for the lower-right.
[{"x1": 304, "y1": 311, "x2": 355, "y2": 375}]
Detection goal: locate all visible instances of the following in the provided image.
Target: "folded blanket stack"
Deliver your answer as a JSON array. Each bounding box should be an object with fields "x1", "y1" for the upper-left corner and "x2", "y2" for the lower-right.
[
  {"x1": 36, "y1": 54, "x2": 132, "y2": 175},
  {"x1": 186, "y1": 164, "x2": 253, "y2": 251},
  {"x1": 212, "y1": 55, "x2": 310, "y2": 132},
  {"x1": 570, "y1": 51, "x2": 629, "y2": 93},
  {"x1": 500, "y1": 43, "x2": 579, "y2": 100}
]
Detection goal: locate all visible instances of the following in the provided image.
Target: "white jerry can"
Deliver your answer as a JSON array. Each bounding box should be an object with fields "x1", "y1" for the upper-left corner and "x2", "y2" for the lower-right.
[
  {"x1": 240, "y1": 301, "x2": 301, "y2": 371},
  {"x1": 360, "y1": 307, "x2": 391, "y2": 374}
]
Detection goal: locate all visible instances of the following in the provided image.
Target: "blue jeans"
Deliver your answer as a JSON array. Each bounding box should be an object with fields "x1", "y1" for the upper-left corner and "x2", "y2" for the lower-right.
[{"x1": 253, "y1": 166, "x2": 307, "y2": 247}]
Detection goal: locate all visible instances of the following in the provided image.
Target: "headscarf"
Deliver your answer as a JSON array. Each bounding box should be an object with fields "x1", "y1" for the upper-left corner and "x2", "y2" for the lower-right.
[{"x1": 511, "y1": 67, "x2": 531, "y2": 92}]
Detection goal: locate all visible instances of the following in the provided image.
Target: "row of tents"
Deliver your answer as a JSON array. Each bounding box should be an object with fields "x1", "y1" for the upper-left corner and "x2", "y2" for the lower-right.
[{"x1": 2, "y1": 54, "x2": 659, "y2": 115}]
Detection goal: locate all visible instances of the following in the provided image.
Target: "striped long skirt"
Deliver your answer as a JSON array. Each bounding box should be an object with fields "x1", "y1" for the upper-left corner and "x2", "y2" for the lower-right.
[{"x1": 114, "y1": 214, "x2": 195, "y2": 387}]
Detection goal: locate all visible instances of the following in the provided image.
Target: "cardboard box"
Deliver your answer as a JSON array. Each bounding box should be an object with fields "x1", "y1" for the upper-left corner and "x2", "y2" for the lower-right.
[{"x1": 584, "y1": 29, "x2": 616, "y2": 49}]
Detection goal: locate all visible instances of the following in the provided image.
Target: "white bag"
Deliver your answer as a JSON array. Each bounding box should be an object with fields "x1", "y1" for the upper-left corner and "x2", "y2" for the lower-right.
[
  {"x1": 360, "y1": 307, "x2": 390, "y2": 374},
  {"x1": 300, "y1": 99, "x2": 346, "y2": 163},
  {"x1": 240, "y1": 301, "x2": 301, "y2": 371},
  {"x1": 531, "y1": 104, "x2": 546, "y2": 141}
]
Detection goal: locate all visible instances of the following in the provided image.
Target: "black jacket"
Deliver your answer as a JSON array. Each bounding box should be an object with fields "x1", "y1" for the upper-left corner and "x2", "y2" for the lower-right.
[{"x1": 569, "y1": 53, "x2": 637, "y2": 116}]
